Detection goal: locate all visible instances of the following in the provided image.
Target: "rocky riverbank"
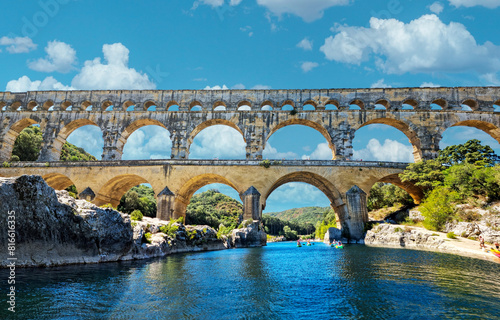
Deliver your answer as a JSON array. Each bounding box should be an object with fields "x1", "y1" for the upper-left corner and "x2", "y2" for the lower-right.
[
  {"x1": 365, "y1": 223, "x2": 500, "y2": 263},
  {"x1": 0, "y1": 175, "x2": 266, "y2": 268}
]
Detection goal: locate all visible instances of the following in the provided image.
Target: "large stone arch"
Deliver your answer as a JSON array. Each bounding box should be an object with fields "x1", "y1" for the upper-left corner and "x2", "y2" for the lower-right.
[
  {"x1": 377, "y1": 173, "x2": 424, "y2": 204},
  {"x1": 42, "y1": 173, "x2": 75, "y2": 191},
  {"x1": 262, "y1": 171, "x2": 343, "y2": 209},
  {"x1": 173, "y1": 173, "x2": 242, "y2": 219},
  {"x1": 115, "y1": 118, "x2": 171, "y2": 156},
  {"x1": 449, "y1": 120, "x2": 500, "y2": 143},
  {"x1": 266, "y1": 119, "x2": 335, "y2": 159},
  {"x1": 44, "y1": 119, "x2": 102, "y2": 161},
  {"x1": 94, "y1": 174, "x2": 151, "y2": 207},
  {"x1": 186, "y1": 119, "x2": 246, "y2": 158},
  {"x1": 0, "y1": 118, "x2": 39, "y2": 161},
  {"x1": 358, "y1": 118, "x2": 422, "y2": 162}
]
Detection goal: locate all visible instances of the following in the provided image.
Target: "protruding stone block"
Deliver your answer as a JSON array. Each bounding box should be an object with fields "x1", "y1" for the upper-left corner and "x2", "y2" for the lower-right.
[
  {"x1": 242, "y1": 186, "x2": 261, "y2": 221},
  {"x1": 344, "y1": 185, "x2": 368, "y2": 241},
  {"x1": 79, "y1": 187, "x2": 96, "y2": 202},
  {"x1": 157, "y1": 186, "x2": 175, "y2": 220}
]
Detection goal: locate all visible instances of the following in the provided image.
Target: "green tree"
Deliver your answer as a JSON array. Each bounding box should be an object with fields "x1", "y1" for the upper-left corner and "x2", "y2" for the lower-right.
[
  {"x1": 367, "y1": 182, "x2": 413, "y2": 211},
  {"x1": 438, "y1": 139, "x2": 499, "y2": 167},
  {"x1": 420, "y1": 186, "x2": 459, "y2": 231},
  {"x1": 400, "y1": 159, "x2": 445, "y2": 193},
  {"x1": 12, "y1": 125, "x2": 43, "y2": 161},
  {"x1": 118, "y1": 185, "x2": 157, "y2": 217},
  {"x1": 185, "y1": 189, "x2": 243, "y2": 229},
  {"x1": 12, "y1": 125, "x2": 97, "y2": 162}
]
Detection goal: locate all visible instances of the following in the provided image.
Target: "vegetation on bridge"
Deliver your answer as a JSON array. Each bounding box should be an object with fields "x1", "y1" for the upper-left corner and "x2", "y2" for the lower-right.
[{"x1": 11, "y1": 125, "x2": 97, "y2": 162}]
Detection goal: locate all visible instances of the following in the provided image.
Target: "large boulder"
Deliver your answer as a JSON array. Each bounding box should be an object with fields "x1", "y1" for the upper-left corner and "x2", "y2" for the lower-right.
[
  {"x1": 231, "y1": 221, "x2": 267, "y2": 248},
  {"x1": 0, "y1": 175, "x2": 133, "y2": 267},
  {"x1": 324, "y1": 227, "x2": 342, "y2": 243}
]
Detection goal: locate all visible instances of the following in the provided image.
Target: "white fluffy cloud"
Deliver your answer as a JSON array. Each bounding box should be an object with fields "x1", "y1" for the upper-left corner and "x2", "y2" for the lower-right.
[
  {"x1": 123, "y1": 126, "x2": 172, "y2": 160},
  {"x1": 263, "y1": 142, "x2": 299, "y2": 159},
  {"x1": 301, "y1": 142, "x2": 332, "y2": 160},
  {"x1": 66, "y1": 126, "x2": 104, "y2": 160},
  {"x1": 28, "y1": 40, "x2": 77, "y2": 73},
  {"x1": 257, "y1": 0, "x2": 350, "y2": 22},
  {"x1": 429, "y1": 2, "x2": 444, "y2": 13},
  {"x1": 71, "y1": 43, "x2": 155, "y2": 90},
  {"x1": 353, "y1": 138, "x2": 414, "y2": 162},
  {"x1": 420, "y1": 82, "x2": 441, "y2": 87},
  {"x1": 6, "y1": 75, "x2": 74, "y2": 92},
  {"x1": 203, "y1": 85, "x2": 229, "y2": 90},
  {"x1": 190, "y1": 125, "x2": 246, "y2": 159},
  {"x1": 371, "y1": 79, "x2": 392, "y2": 88},
  {"x1": 320, "y1": 14, "x2": 500, "y2": 75},
  {"x1": 196, "y1": 0, "x2": 242, "y2": 7},
  {"x1": 301, "y1": 61, "x2": 319, "y2": 73},
  {"x1": 0, "y1": 36, "x2": 37, "y2": 53},
  {"x1": 297, "y1": 38, "x2": 313, "y2": 51},
  {"x1": 266, "y1": 182, "x2": 329, "y2": 205},
  {"x1": 449, "y1": 0, "x2": 500, "y2": 8}
]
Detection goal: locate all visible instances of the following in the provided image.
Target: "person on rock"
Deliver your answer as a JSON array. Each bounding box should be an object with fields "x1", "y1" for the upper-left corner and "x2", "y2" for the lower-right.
[{"x1": 479, "y1": 235, "x2": 486, "y2": 250}]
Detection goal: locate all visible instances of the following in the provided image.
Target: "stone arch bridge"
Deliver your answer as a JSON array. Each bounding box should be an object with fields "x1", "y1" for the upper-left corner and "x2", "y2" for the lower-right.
[
  {"x1": 0, "y1": 159, "x2": 420, "y2": 240},
  {"x1": 1, "y1": 86, "x2": 500, "y2": 239}
]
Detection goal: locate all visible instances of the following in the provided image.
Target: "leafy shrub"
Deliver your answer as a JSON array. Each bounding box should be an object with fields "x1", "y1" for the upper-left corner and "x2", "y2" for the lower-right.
[
  {"x1": 2, "y1": 162, "x2": 11, "y2": 168},
  {"x1": 420, "y1": 187, "x2": 459, "y2": 231},
  {"x1": 186, "y1": 229, "x2": 197, "y2": 241},
  {"x1": 144, "y1": 232, "x2": 152, "y2": 243},
  {"x1": 394, "y1": 227, "x2": 403, "y2": 233},
  {"x1": 260, "y1": 159, "x2": 271, "y2": 168},
  {"x1": 174, "y1": 216, "x2": 184, "y2": 225},
  {"x1": 217, "y1": 224, "x2": 236, "y2": 239},
  {"x1": 160, "y1": 222, "x2": 179, "y2": 238},
  {"x1": 446, "y1": 232, "x2": 457, "y2": 239},
  {"x1": 130, "y1": 210, "x2": 143, "y2": 221},
  {"x1": 100, "y1": 203, "x2": 116, "y2": 210}
]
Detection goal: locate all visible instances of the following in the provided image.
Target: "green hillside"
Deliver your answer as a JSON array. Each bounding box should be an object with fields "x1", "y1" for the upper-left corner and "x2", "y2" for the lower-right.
[{"x1": 266, "y1": 206, "x2": 329, "y2": 225}]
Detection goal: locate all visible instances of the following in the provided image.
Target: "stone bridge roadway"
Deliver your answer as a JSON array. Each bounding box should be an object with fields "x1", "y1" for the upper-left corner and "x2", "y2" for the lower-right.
[{"x1": 0, "y1": 159, "x2": 420, "y2": 240}]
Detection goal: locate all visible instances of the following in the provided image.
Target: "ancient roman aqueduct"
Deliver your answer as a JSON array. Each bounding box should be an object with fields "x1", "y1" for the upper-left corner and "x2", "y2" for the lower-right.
[{"x1": 1, "y1": 87, "x2": 499, "y2": 239}]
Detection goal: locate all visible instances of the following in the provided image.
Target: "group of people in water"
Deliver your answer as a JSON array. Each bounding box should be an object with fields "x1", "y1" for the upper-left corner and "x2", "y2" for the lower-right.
[{"x1": 330, "y1": 240, "x2": 343, "y2": 247}]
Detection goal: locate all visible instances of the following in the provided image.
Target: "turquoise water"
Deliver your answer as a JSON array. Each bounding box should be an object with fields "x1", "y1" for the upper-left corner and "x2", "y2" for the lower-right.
[{"x1": 1, "y1": 242, "x2": 499, "y2": 319}]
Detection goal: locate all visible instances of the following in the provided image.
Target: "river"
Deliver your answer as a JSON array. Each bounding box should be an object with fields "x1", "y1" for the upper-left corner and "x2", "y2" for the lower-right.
[{"x1": 1, "y1": 242, "x2": 499, "y2": 319}]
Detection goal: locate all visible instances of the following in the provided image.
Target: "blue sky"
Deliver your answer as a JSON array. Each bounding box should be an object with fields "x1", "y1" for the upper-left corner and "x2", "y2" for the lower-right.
[{"x1": 2, "y1": 0, "x2": 500, "y2": 212}]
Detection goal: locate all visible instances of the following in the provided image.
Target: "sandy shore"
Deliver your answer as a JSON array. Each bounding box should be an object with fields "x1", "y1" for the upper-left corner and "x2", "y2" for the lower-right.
[{"x1": 365, "y1": 225, "x2": 500, "y2": 264}]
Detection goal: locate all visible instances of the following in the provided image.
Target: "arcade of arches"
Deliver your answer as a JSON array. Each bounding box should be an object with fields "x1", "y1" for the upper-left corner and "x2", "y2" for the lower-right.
[{"x1": 2, "y1": 87, "x2": 500, "y2": 240}]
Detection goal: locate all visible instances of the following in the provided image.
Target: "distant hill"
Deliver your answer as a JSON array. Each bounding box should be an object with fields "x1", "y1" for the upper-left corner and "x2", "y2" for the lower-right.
[{"x1": 266, "y1": 206, "x2": 330, "y2": 225}]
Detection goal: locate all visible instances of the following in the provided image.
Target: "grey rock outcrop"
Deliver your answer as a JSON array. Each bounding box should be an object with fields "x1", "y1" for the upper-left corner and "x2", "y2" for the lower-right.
[
  {"x1": 323, "y1": 227, "x2": 342, "y2": 243},
  {"x1": 231, "y1": 221, "x2": 267, "y2": 248},
  {"x1": 0, "y1": 175, "x2": 133, "y2": 267},
  {"x1": 365, "y1": 224, "x2": 445, "y2": 249},
  {"x1": 0, "y1": 175, "x2": 267, "y2": 268}
]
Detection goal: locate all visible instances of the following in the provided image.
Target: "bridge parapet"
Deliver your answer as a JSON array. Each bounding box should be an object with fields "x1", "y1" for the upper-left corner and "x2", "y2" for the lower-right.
[{"x1": 1, "y1": 87, "x2": 499, "y2": 112}]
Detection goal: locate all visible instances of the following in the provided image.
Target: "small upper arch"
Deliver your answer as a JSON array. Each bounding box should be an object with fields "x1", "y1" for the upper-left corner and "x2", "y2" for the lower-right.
[
  {"x1": 190, "y1": 100, "x2": 203, "y2": 111},
  {"x1": 374, "y1": 99, "x2": 390, "y2": 110},
  {"x1": 101, "y1": 100, "x2": 114, "y2": 111},
  {"x1": 237, "y1": 100, "x2": 253, "y2": 111},
  {"x1": 122, "y1": 100, "x2": 136, "y2": 111},
  {"x1": 431, "y1": 98, "x2": 448, "y2": 110},
  {"x1": 402, "y1": 98, "x2": 419, "y2": 109},
  {"x1": 461, "y1": 98, "x2": 479, "y2": 111},
  {"x1": 213, "y1": 100, "x2": 227, "y2": 111},
  {"x1": 261, "y1": 100, "x2": 275, "y2": 111},
  {"x1": 301, "y1": 100, "x2": 317, "y2": 111},
  {"x1": 349, "y1": 99, "x2": 364, "y2": 110},
  {"x1": 60, "y1": 100, "x2": 73, "y2": 111}
]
